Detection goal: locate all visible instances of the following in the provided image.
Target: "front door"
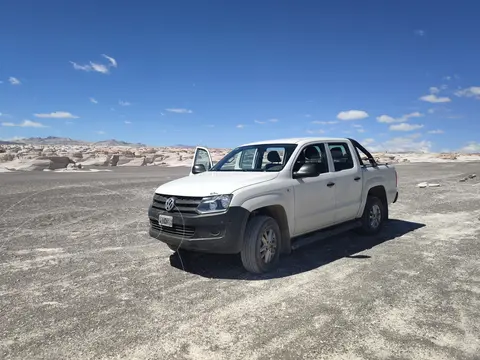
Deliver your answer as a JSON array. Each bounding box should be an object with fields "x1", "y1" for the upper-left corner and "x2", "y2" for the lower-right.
[
  {"x1": 326, "y1": 142, "x2": 363, "y2": 223},
  {"x1": 190, "y1": 146, "x2": 212, "y2": 176},
  {"x1": 292, "y1": 143, "x2": 337, "y2": 236}
]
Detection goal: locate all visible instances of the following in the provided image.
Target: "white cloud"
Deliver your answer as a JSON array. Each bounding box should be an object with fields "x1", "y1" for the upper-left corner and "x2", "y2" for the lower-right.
[
  {"x1": 370, "y1": 136, "x2": 432, "y2": 153},
  {"x1": 311, "y1": 120, "x2": 338, "y2": 125},
  {"x1": 2, "y1": 120, "x2": 48, "y2": 128},
  {"x1": 21, "y1": 120, "x2": 48, "y2": 128},
  {"x1": 429, "y1": 86, "x2": 440, "y2": 94},
  {"x1": 362, "y1": 138, "x2": 375, "y2": 146},
  {"x1": 34, "y1": 111, "x2": 79, "y2": 119},
  {"x1": 236, "y1": 124, "x2": 245, "y2": 129},
  {"x1": 389, "y1": 123, "x2": 424, "y2": 131},
  {"x1": 9, "y1": 77, "x2": 21, "y2": 85},
  {"x1": 337, "y1": 110, "x2": 369, "y2": 121},
  {"x1": 119, "y1": 100, "x2": 131, "y2": 106},
  {"x1": 306, "y1": 129, "x2": 325, "y2": 134},
  {"x1": 102, "y1": 54, "x2": 117, "y2": 68},
  {"x1": 89, "y1": 62, "x2": 109, "y2": 74},
  {"x1": 459, "y1": 142, "x2": 480, "y2": 153},
  {"x1": 269, "y1": 118, "x2": 279, "y2": 123},
  {"x1": 0, "y1": 112, "x2": 12, "y2": 118},
  {"x1": 454, "y1": 86, "x2": 480, "y2": 98},
  {"x1": 353, "y1": 124, "x2": 362, "y2": 128},
  {"x1": 124, "y1": 121, "x2": 132, "y2": 124},
  {"x1": 376, "y1": 115, "x2": 396, "y2": 123},
  {"x1": 357, "y1": 128, "x2": 365, "y2": 133},
  {"x1": 419, "y1": 94, "x2": 451, "y2": 103},
  {"x1": 95, "y1": 130, "x2": 106, "y2": 135},
  {"x1": 165, "y1": 108, "x2": 193, "y2": 114},
  {"x1": 427, "y1": 129, "x2": 444, "y2": 134},
  {"x1": 427, "y1": 108, "x2": 435, "y2": 114},
  {"x1": 376, "y1": 112, "x2": 424, "y2": 123},
  {"x1": 254, "y1": 120, "x2": 266, "y2": 124},
  {"x1": 90, "y1": 97, "x2": 98, "y2": 104},
  {"x1": 71, "y1": 62, "x2": 91, "y2": 71},
  {"x1": 70, "y1": 55, "x2": 117, "y2": 74},
  {"x1": 414, "y1": 29, "x2": 425, "y2": 36},
  {"x1": 305, "y1": 114, "x2": 311, "y2": 118},
  {"x1": 205, "y1": 124, "x2": 215, "y2": 128},
  {"x1": 160, "y1": 112, "x2": 165, "y2": 116}
]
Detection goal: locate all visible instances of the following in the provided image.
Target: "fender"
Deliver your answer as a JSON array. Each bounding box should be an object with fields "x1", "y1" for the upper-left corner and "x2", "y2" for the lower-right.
[
  {"x1": 356, "y1": 176, "x2": 387, "y2": 218},
  {"x1": 240, "y1": 191, "x2": 295, "y2": 238}
]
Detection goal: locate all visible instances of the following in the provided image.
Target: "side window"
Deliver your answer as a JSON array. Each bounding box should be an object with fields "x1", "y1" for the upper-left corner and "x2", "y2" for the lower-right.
[
  {"x1": 194, "y1": 148, "x2": 212, "y2": 170},
  {"x1": 262, "y1": 147, "x2": 285, "y2": 171},
  {"x1": 239, "y1": 148, "x2": 257, "y2": 170},
  {"x1": 328, "y1": 142, "x2": 354, "y2": 171},
  {"x1": 292, "y1": 143, "x2": 329, "y2": 174}
]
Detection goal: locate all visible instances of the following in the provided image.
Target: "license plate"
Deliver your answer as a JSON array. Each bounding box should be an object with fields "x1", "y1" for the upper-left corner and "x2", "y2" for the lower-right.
[{"x1": 158, "y1": 214, "x2": 173, "y2": 227}]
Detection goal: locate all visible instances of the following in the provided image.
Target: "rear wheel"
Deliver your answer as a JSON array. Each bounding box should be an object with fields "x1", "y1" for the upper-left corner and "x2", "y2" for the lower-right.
[
  {"x1": 241, "y1": 215, "x2": 281, "y2": 274},
  {"x1": 358, "y1": 196, "x2": 385, "y2": 234}
]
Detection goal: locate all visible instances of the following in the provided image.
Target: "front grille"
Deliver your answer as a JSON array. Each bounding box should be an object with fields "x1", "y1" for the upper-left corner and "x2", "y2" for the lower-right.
[
  {"x1": 150, "y1": 219, "x2": 195, "y2": 238},
  {"x1": 152, "y1": 194, "x2": 203, "y2": 214}
]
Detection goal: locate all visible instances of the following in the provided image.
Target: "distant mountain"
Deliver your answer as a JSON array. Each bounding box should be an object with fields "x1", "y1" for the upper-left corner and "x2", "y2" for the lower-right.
[
  {"x1": 17, "y1": 136, "x2": 89, "y2": 145},
  {"x1": 173, "y1": 144, "x2": 197, "y2": 148},
  {"x1": 0, "y1": 136, "x2": 146, "y2": 147},
  {"x1": 93, "y1": 139, "x2": 146, "y2": 147},
  {"x1": 0, "y1": 140, "x2": 25, "y2": 145}
]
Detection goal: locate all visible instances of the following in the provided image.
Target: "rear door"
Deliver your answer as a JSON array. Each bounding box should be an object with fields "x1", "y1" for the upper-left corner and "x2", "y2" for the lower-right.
[
  {"x1": 326, "y1": 141, "x2": 363, "y2": 223},
  {"x1": 190, "y1": 146, "x2": 213, "y2": 176},
  {"x1": 292, "y1": 142, "x2": 337, "y2": 236}
]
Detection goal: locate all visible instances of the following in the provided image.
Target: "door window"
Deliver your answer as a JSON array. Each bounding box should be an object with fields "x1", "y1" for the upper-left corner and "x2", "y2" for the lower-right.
[
  {"x1": 328, "y1": 143, "x2": 354, "y2": 171},
  {"x1": 292, "y1": 143, "x2": 329, "y2": 174},
  {"x1": 194, "y1": 148, "x2": 212, "y2": 171}
]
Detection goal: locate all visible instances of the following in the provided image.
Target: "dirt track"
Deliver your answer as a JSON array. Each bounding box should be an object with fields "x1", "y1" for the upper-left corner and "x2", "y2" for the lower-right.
[{"x1": 1, "y1": 163, "x2": 480, "y2": 359}]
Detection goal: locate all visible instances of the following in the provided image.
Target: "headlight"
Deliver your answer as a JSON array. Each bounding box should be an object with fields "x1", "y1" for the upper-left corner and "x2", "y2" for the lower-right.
[{"x1": 197, "y1": 194, "x2": 233, "y2": 214}]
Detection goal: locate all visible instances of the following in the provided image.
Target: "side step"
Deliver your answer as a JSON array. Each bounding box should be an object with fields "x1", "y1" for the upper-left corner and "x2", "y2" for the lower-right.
[{"x1": 291, "y1": 220, "x2": 362, "y2": 250}]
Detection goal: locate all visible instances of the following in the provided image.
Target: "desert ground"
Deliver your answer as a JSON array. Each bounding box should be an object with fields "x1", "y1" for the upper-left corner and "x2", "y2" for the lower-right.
[{"x1": 1, "y1": 162, "x2": 479, "y2": 359}]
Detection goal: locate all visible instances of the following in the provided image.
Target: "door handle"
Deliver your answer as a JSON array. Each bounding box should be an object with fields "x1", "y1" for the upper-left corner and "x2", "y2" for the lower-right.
[
  {"x1": 327, "y1": 182, "x2": 335, "y2": 187},
  {"x1": 354, "y1": 177, "x2": 361, "y2": 181}
]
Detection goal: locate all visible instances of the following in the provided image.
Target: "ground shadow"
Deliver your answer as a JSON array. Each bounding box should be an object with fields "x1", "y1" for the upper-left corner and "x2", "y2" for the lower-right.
[{"x1": 168, "y1": 219, "x2": 425, "y2": 280}]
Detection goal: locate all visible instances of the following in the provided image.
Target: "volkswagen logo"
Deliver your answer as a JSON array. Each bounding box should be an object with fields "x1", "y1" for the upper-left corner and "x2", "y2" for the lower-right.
[{"x1": 164, "y1": 197, "x2": 176, "y2": 212}]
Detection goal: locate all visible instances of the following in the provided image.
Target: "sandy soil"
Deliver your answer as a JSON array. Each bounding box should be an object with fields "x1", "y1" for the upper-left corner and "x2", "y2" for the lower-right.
[{"x1": 1, "y1": 163, "x2": 479, "y2": 359}]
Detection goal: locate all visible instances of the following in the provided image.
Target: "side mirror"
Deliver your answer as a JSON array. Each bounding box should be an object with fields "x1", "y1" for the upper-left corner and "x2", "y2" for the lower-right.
[
  {"x1": 293, "y1": 163, "x2": 320, "y2": 179},
  {"x1": 192, "y1": 164, "x2": 207, "y2": 174}
]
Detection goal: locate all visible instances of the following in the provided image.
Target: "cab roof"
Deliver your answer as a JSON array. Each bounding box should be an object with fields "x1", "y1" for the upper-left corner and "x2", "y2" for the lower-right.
[{"x1": 240, "y1": 137, "x2": 350, "y2": 147}]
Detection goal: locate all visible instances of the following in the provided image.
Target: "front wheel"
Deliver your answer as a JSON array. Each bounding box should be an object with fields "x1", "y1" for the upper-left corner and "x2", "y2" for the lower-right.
[
  {"x1": 358, "y1": 196, "x2": 385, "y2": 235},
  {"x1": 241, "y1": 215, "x2": 281, "y2": 274}
]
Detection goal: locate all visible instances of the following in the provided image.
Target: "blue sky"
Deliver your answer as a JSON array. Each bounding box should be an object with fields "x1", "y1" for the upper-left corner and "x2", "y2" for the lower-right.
[{"x1": 1, "y1": 0, "x2": 479, "y2": 152}]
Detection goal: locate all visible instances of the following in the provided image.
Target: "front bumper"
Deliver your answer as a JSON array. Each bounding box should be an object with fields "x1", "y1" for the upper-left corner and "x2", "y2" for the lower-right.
[{"x1": 148, "y1": 205, "x2": 250, "y2": 254}]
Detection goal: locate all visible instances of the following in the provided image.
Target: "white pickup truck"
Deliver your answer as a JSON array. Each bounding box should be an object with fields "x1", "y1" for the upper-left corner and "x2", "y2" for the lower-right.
[{"x1": 148, "y1": 137, "x2": 398, "y2": 273}]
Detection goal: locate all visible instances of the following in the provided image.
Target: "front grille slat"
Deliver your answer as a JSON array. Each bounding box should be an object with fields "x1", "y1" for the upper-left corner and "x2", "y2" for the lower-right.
[
  {"x1": 153, "y1": 193, "x2": 202, "y2": 214},
  {"x1": 150, "y1": 219, "x2": 195, "y2": 238}
]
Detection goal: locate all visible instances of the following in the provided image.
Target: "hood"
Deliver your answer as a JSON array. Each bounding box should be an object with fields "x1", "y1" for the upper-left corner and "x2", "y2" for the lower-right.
[{"x1": 155, "y1": 171, "x2": 279, "y2": 197}]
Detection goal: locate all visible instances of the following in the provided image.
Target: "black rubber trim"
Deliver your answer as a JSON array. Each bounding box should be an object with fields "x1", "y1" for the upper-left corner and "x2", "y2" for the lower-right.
[
  {"x1": 148, "y1": 205, "x2": 250, "y2": 254},
  {"x1": 393, "y1": 191, "x2": 398, "y2": 203}
]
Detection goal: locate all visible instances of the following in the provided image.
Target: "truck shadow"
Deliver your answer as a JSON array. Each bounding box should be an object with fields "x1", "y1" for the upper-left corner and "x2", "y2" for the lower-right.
[{"x1": 168, "y1": 219, "x2": 425, "y2": 280}]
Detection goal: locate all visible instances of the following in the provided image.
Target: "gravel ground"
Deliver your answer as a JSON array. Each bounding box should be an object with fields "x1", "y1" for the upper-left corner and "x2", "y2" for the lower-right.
[{"x1": 1, "y1": 163, "x2": 479, "y2": 360}]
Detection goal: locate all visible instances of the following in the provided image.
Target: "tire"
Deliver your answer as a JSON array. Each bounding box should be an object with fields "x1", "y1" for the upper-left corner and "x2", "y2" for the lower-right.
[
  {"x1": 358, "y1": 196, "x2": 385, "y2": 235},
  {"x1": 241, "y1": 215, "x2": 282, "y2": 274}
]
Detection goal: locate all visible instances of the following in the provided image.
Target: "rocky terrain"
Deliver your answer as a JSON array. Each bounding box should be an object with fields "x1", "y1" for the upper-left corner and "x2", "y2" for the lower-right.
[{"x1": 0, "y1": 138, "x2": 479, "y2": 172}]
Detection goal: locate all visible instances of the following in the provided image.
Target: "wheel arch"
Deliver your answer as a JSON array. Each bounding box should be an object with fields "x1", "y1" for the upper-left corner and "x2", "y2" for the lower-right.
[
  {"x1": 365, "y1": 185, "x2": 388, "y2": 220},
  {"x1": 246, "y1": 204, "x2": 291, "y2": 255}
]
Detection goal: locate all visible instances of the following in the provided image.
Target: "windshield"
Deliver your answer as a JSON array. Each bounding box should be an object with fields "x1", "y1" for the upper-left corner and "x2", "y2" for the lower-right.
[{"x1": 211, "y1": 144, "x2": 297, "y2": 172}]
